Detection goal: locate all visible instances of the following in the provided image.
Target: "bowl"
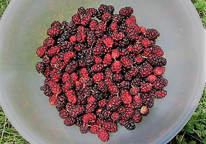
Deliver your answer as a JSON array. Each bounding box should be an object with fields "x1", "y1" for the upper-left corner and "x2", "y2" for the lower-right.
[{"x1": 0, "y1": 0, "x2": 205, "y2": 144}]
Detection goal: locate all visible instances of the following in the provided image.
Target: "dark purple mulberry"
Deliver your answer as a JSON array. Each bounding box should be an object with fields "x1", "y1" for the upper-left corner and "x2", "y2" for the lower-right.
[{"x1": 36, "y1": 62, "x2": 45, "y2": 73}]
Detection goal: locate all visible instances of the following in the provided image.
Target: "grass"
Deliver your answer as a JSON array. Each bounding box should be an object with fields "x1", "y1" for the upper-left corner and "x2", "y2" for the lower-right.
[
  {"x1": 0, "y1": 0, "x2": 9, "y2": 17},
  {"x1": 0, "y1": 0, "x2": 206, "y2": 143},
  {"x1": 192, "y1": 0, "x2": 206, "y2": 28},
  {"x1": 0, "y1": 107, "x2": 28, "y2": 144},
  {"x1": 170, "y1": 87, "x2": 206, "y2": 144}
]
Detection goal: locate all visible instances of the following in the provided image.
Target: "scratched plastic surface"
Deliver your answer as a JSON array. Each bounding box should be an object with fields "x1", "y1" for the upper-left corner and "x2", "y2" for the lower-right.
[{"x1": 0, "y1": 0, "x2": 205, "y2": 144}]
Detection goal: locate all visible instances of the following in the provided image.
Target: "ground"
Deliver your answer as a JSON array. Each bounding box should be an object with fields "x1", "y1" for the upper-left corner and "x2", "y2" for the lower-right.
[{"x1": 0, "y1": 0, "x2": 206, "y2": 143}]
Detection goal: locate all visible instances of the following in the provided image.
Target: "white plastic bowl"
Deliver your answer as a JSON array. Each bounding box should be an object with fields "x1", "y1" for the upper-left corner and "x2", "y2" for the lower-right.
[{"x1": 0, "y1": 0, "x2": 205, "y2": 144}]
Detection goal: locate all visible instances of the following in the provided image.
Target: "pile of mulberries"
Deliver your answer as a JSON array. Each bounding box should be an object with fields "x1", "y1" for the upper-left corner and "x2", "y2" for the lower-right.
[{"x1": 36, "y1": 4, "x2": 168, "y2": 142}]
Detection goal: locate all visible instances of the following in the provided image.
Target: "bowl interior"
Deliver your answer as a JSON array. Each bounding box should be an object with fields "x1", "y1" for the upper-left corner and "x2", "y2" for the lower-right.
[{"x1": 0, "y1": 0, "x2": 205, "y2": 144}]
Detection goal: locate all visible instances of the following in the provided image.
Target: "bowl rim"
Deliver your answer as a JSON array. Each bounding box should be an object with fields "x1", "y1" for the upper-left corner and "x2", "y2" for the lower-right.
[{"x1": 0, "y1": 0, "x2": 205, "y2": 144}]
